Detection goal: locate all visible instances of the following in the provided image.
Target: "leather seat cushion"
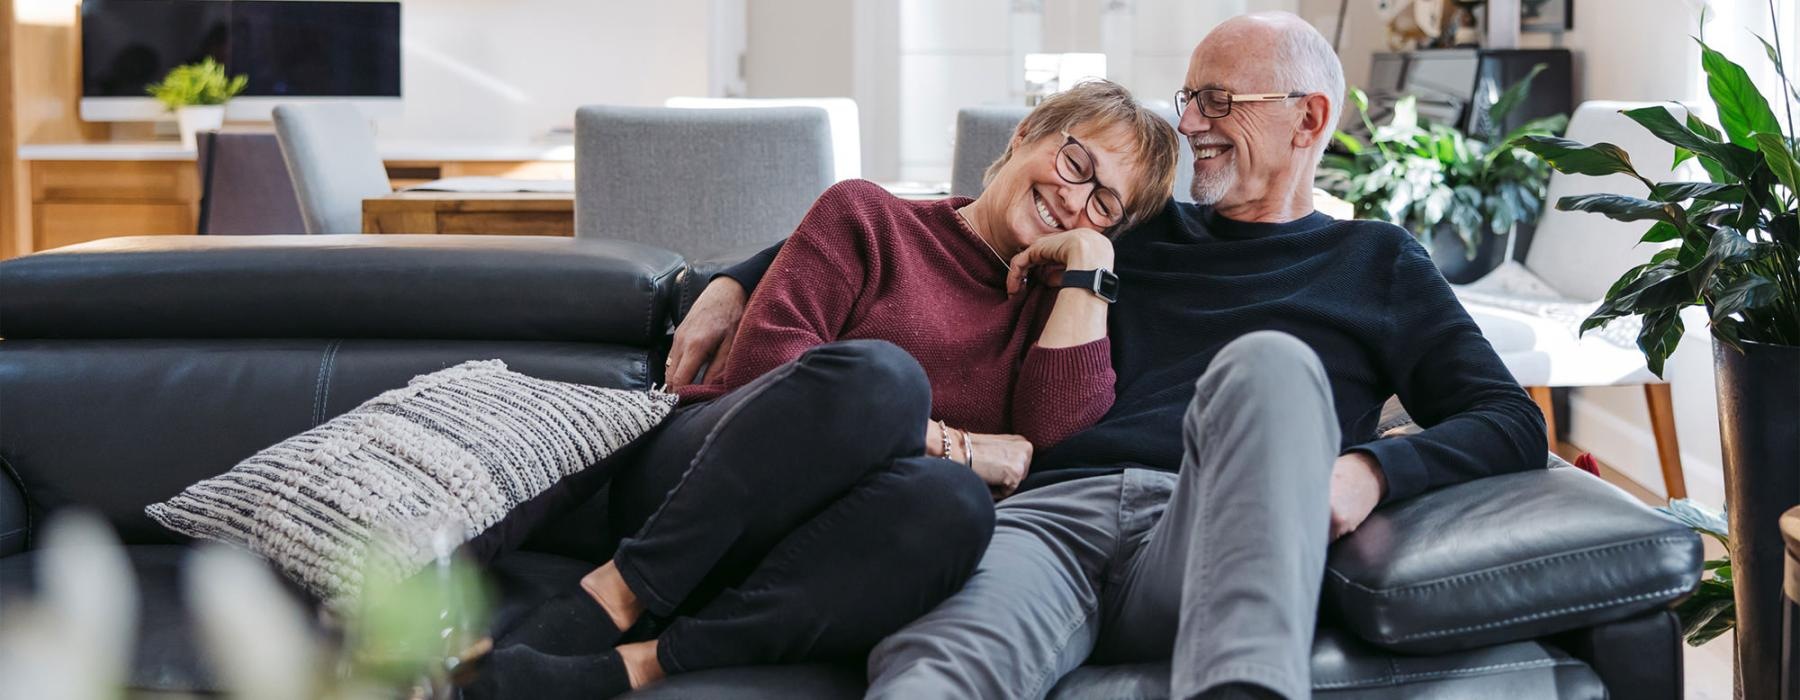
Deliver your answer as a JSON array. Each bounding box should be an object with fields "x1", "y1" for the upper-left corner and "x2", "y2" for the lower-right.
[{"x1": 1325, "y1": 467, "x2": 1701, "y2": 654}]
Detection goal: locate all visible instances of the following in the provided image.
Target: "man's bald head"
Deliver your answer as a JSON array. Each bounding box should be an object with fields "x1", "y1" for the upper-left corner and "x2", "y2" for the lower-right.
[{"x1": 1200, "y1": 12, "x2": 1345, "y2": 148}]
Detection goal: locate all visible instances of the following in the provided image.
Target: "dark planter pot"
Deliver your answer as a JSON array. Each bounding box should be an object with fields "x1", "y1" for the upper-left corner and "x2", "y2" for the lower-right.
[
  {"x1": 1715, "y1": 338, "x2": 1800, "y2": 700},
  {"x1": 1425, "y1": 222, "x2": 1510, "y2": 284}
]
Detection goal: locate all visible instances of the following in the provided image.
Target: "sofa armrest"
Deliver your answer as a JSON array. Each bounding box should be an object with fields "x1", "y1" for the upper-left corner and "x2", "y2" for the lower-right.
[
  {"x1": 1324, "y1": 466, "x2": 1702, "y2": 654},
  {"x1": 674, "y1": 239, "x2": 784, "y2": 323}
]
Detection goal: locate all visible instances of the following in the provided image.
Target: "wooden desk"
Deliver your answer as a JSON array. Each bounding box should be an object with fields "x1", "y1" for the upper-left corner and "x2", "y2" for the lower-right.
[{"x1": 362, "y1": 191, "x2": 574, "y2": 236}]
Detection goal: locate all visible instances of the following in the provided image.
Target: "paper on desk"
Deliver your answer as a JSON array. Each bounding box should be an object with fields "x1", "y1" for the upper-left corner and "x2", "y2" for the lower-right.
[{"x1": 404, "y1": 177, "x2": 574, "y2": 193}]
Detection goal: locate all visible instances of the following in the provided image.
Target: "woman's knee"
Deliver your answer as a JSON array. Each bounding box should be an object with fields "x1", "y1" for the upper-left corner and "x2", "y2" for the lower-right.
[
  {"x1": 800, "y1": 339, "x2": 932, "y2": 432},
  {"x1": 882, "y1": 458, "x2": 996, "y2": 566}
]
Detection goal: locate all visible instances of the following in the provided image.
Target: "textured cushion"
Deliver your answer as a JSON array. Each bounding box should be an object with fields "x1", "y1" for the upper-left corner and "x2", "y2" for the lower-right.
[
  {"x1": 1453, "y1": 261, "x2": 1659, "y2": 387},
  {"x1": 146, "y1": 360, "x2": 674, "y2": 603},
  {"x1": 1324, "y1": 467, "x2": 1701, "y2": 654}
]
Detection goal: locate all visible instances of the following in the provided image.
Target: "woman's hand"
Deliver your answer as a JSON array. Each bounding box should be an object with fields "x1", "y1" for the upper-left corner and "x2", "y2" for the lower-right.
[
  {"x1": 1006, "y1": 229, "x2": 1115, "y2": 295},
  {"x1": 963, "y1": 431, "x2": 1033, "y2": 500},
  {"x1": 667, "y1": 277, "x2": 748, "y2": 391}
]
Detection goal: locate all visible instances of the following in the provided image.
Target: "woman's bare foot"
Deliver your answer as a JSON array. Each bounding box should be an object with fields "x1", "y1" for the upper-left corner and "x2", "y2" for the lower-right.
[
  {"x1": 617, "y1": 639, "x2": 665, "y2": 689},
  {"x1": 581, "y1": 561, "x2": 646, "y2": 632}
]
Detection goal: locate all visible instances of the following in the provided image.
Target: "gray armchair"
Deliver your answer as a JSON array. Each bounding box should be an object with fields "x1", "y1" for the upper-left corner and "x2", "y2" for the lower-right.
[
  {"x1": 574, "y1": 105, "x2": 833, "y2": 258},
  {"x1": 271, "y1": 103, "x2": 392, "y2": 235}
]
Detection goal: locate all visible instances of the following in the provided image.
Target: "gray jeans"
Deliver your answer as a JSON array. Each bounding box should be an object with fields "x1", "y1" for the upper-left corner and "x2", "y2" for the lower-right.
[{"x1": 866, "y1": 331, "x2": 1341, "y2": 700}]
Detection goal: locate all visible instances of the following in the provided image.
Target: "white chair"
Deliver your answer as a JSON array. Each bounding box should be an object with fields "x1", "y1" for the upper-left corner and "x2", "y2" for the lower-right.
[
  {"x1": 664, "y1": 97, "x2": 861, "y2": 182},
  {"x1": 1453, "y1": 100, "x2": 1698, "y2": 498},
  {"x1": 271, "y1": 103, "x2": 391, "y2": 234}
]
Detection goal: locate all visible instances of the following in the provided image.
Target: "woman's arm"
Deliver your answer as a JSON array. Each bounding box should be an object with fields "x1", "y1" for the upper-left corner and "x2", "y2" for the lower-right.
[
  {"x1": 1006, "y1": 230, "x2": 1118, "y2": 447},
  {"x1": 684, "y1": 186, "x2": 875, "y2": 398}
]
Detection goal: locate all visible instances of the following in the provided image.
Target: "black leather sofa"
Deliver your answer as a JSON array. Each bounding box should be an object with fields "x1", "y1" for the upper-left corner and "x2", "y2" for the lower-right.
[{"x1": 0, "y1": 235, "x2": 1702, "y2": 698}]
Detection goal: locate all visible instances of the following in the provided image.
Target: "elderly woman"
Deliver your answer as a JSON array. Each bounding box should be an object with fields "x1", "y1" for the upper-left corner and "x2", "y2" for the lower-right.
[{"x1": 471, "y1": 79, "x2": 1178, "y2": 698}]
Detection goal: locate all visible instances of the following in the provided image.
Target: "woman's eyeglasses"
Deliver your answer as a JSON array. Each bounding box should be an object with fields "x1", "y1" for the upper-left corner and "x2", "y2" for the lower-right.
[
  {"x1": 1174, "y1": 88, "x2": 1309, "y2": 120},
  {"x1": 1054, "y1": 131, "x2": 1126, "y2": 229}
]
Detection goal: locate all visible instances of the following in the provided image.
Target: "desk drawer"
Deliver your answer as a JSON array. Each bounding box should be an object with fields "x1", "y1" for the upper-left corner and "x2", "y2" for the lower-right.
[
  {"x1": 31, "y1": 161, "x2": 199, "y2": 203},
  {"x1": 34, "y1": 203, "x2": 196, "y2": 250}
]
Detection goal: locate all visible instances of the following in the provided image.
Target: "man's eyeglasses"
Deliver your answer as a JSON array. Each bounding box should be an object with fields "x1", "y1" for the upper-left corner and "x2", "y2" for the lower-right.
[
  {"x1": 1054, "y1": 131, "x2": 1126, "y2": 229},
  {"x1": 1174, "y1": 88, "x2": 1310, "y2": 120}
]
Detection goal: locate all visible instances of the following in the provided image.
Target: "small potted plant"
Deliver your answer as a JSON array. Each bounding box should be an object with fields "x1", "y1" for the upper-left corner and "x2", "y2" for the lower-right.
[
  {"x1": 1317, "y1": 65, "x2": 1566, "y2": 282},
  {"x1": 146, "y1": 57, "x2": 248, "y2": 149}
]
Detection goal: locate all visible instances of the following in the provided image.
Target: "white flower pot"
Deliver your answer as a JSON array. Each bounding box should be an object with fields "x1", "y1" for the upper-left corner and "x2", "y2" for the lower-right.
[{"x1": 176, "y1": 105, "x2": 226, "y2": 149}]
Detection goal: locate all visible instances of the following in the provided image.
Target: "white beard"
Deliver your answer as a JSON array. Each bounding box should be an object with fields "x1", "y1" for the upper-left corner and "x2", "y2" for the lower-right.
[{"x1": 1189, "y1": 164, "x2": 1232, "y2": 205}]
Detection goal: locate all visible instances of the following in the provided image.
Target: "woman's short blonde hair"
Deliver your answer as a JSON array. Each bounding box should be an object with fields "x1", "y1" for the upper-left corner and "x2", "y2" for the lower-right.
[{"x1": 983, "y1": 79, "x2": 1180, "y2": 233}]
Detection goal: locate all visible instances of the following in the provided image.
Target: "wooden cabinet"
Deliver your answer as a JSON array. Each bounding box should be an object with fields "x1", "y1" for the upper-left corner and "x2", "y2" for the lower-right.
[
  {"x1": 17, "y1": 156, "x2": 574, "y2": 255},
  {"x1": 29, "y1": 160, "x2": 199, "y2": 250}
]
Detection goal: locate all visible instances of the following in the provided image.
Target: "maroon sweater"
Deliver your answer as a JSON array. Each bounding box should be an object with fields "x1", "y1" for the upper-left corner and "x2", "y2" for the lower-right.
[{"x1": 679, "y1": 179, "x2": 1114, "y2": 448}]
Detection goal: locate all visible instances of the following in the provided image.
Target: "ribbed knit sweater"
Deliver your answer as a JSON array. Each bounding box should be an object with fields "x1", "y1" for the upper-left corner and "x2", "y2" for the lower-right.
[
  {"x1": 721, "y1": 198, "x2": 1547, "y2": 504},
  {"x1": 679, "y1": 179, "x2": 1115, "y2": 448}
]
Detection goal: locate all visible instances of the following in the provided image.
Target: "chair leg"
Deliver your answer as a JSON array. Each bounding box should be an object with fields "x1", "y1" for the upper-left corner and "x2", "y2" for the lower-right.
[
  {"x1": 1643, "y1": 384, "x2": 1688, "y2": 500},
  {"x1": 1528, "y1": 385, "x2": 1558, "y2": 451}
]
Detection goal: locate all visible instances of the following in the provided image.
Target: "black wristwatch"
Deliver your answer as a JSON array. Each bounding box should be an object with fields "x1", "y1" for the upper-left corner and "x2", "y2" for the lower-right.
[{"x1": 1057, "y1": 268, "x2": 1119, "y2": 303}]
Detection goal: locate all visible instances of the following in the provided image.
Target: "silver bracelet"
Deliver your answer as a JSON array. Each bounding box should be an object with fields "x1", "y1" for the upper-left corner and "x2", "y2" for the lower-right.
[
  {"x1": 938, "y1": 420, "x2": 952, "y2": 459},
  {"x1": 962, "y1": 429, "x2": 974, "y2": 468}
]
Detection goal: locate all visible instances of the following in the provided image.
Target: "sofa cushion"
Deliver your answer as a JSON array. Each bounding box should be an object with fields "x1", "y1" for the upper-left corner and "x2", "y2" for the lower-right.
[
  {"x1": 617, "y1": 626, "x2": 1605, "y2": 699},
  {"x1": 1043, "y1": 627, "x2": 1604, "y2": 699},
  {"x1": 0, "y1": 234, "x2": 683, "y2": 346},
  {"x1": 146, "y1": 360, "x2": 673, "y2": 604},
  {"x1": 1324, "y1": 466, "x2": 1702, "y2": 654},
  {"x1": 0, "y1": 339, "x2": 653, "y2": 546}
]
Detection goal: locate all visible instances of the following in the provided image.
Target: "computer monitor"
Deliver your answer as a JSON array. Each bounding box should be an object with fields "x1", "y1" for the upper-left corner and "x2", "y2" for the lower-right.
[{"x1": 81, "y1": 0, "x2": 401, "y2": 122}]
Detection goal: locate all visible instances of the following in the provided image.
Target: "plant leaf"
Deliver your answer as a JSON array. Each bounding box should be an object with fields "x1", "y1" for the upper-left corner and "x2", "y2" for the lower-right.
[
  {"x1": 1515, "y1": 135, "x2": 1650, "y2": 185},
  {"x1": 1640, "y1": 221, "x2": 1682, "y2": 243},
  {"x1": 1622, "y1": 105, "x2": 1763, "y2": 179},
  {"x1": 1751, "y1": 132, "x2": 1800, "y2": 195},
  {"x1": 1699, "y1": 39, "x2": 1786, "y2": 150},
  {"x1": 1689, "y1": 226, "x2": 1759, "y2": 291},
  {"x1": 1649, "y1": 181, "x2": 1738, "y2": 202},
  {"x1": 1558, "y1": 193, "x2": 1680, "y2": 225},
  {"x1": 1636, "y1": 307, "x2": 1687, "y2": 378},
  {"x1": 1711, "y1": 276, "x2": 1779, "y2": 324}
]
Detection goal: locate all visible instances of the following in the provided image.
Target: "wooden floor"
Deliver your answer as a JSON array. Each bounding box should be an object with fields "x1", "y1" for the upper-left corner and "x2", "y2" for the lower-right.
[{"x1": 1568, "y1": 440, "x2": 1734, "y2": 699}]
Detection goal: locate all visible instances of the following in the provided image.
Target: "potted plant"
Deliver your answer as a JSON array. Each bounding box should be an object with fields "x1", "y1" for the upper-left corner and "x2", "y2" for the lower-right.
[
  {"x1": 146, "y1": 57, "x2": 248, "y2": 149},
  {"x1": 1318, "y1": 66, "x2": 1566, "y2": 282},
  {"x1": 1515, "y1": 22, "x2": 1800, "y2": 698}
]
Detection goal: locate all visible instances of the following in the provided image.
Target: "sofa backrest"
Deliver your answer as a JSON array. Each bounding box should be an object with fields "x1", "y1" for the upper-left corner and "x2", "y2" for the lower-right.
[{"x1": 0, "y1": 235, "x2": 683, "y2": 548}]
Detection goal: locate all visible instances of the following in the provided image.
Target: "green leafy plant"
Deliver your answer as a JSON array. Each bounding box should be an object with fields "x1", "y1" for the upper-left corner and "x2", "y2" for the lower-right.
[
  {"x1": 1318, "y1": 65, "x2": 1568, "y2": 257},
  {"x1": 145, "y1": 57, "x2": 247, "y2": 110},
  {"x1": 1513, "y1": 23, "x2": 1800, "y2": 376},
  {"x1": 1658, "y1": 499, "x2": 1734, "y2": 646}
]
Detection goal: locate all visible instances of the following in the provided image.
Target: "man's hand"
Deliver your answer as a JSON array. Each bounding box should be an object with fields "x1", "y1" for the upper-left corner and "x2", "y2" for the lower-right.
[
  {"x1": 963, "y1": 432, "x2": 1033, "y2": 500},
  {"x1": 667, "y1": 277, "x2": 748, "y2": 391},
  {"x1": 1329, "y1": 452, "x2": 1387, "y2": 541},
  {"x1": 1006, "y1": 229, "x2": 1115, "y2": 295}
]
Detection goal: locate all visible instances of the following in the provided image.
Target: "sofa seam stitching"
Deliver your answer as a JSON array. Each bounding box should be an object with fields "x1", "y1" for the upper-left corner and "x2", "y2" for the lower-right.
[
  {"x1": 1375, "y1": 584, "x2": 1695, "y2": 642},
  {"x1": 1324, "y1": 535, "x2": 1694, "y2": 595}
]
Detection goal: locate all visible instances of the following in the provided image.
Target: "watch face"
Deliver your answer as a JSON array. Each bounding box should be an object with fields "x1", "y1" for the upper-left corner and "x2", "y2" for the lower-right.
[{"x1": 1095, "y1": 269, "x2": 1120, "y2": 302}]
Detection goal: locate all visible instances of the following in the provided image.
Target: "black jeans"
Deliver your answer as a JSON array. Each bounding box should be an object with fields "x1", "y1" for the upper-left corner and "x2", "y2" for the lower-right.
[{"x1": 607, "y1": 340, "x2": 995, "y2": 674}]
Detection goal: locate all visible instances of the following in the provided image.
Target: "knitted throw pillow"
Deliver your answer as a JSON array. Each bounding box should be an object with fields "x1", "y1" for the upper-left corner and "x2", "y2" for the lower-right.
[{"x1": 146, "y1": 360, "x2": 676, "y2": 605}]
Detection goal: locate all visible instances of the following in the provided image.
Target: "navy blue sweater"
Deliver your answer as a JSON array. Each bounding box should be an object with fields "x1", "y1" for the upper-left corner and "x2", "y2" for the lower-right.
[{"x1": 721, "y1": 200, "x2": 1546, "y2": 504}]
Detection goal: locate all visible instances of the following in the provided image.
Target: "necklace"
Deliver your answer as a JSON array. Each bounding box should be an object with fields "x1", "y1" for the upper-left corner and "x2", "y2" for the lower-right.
[{"x1": 953, "y1": 206, "x2": 1010, "y2": 270}]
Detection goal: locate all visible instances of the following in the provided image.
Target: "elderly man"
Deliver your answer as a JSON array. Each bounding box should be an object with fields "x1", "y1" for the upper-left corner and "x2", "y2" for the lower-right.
[{"x1": 668, "y1": 12, "x2": 1544, "y2": 700}]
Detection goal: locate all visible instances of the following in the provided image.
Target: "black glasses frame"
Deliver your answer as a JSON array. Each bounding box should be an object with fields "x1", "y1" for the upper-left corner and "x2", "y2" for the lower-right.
[
  {"x1": 1054, "y1": 130, "x2": 1126, "y2": 229},
  {"x1": 1174, "y1": 88, "x2": 1310, "y2": 120}
]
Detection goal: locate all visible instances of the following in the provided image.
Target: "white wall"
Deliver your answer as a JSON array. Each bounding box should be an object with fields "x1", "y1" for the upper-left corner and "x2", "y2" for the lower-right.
[
  {"x1": 745, "y1": 0, "x2": 854, "y2": 98},
  {"x1": 376, "y1": 0, "x2": 717, "y2": 141}
]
